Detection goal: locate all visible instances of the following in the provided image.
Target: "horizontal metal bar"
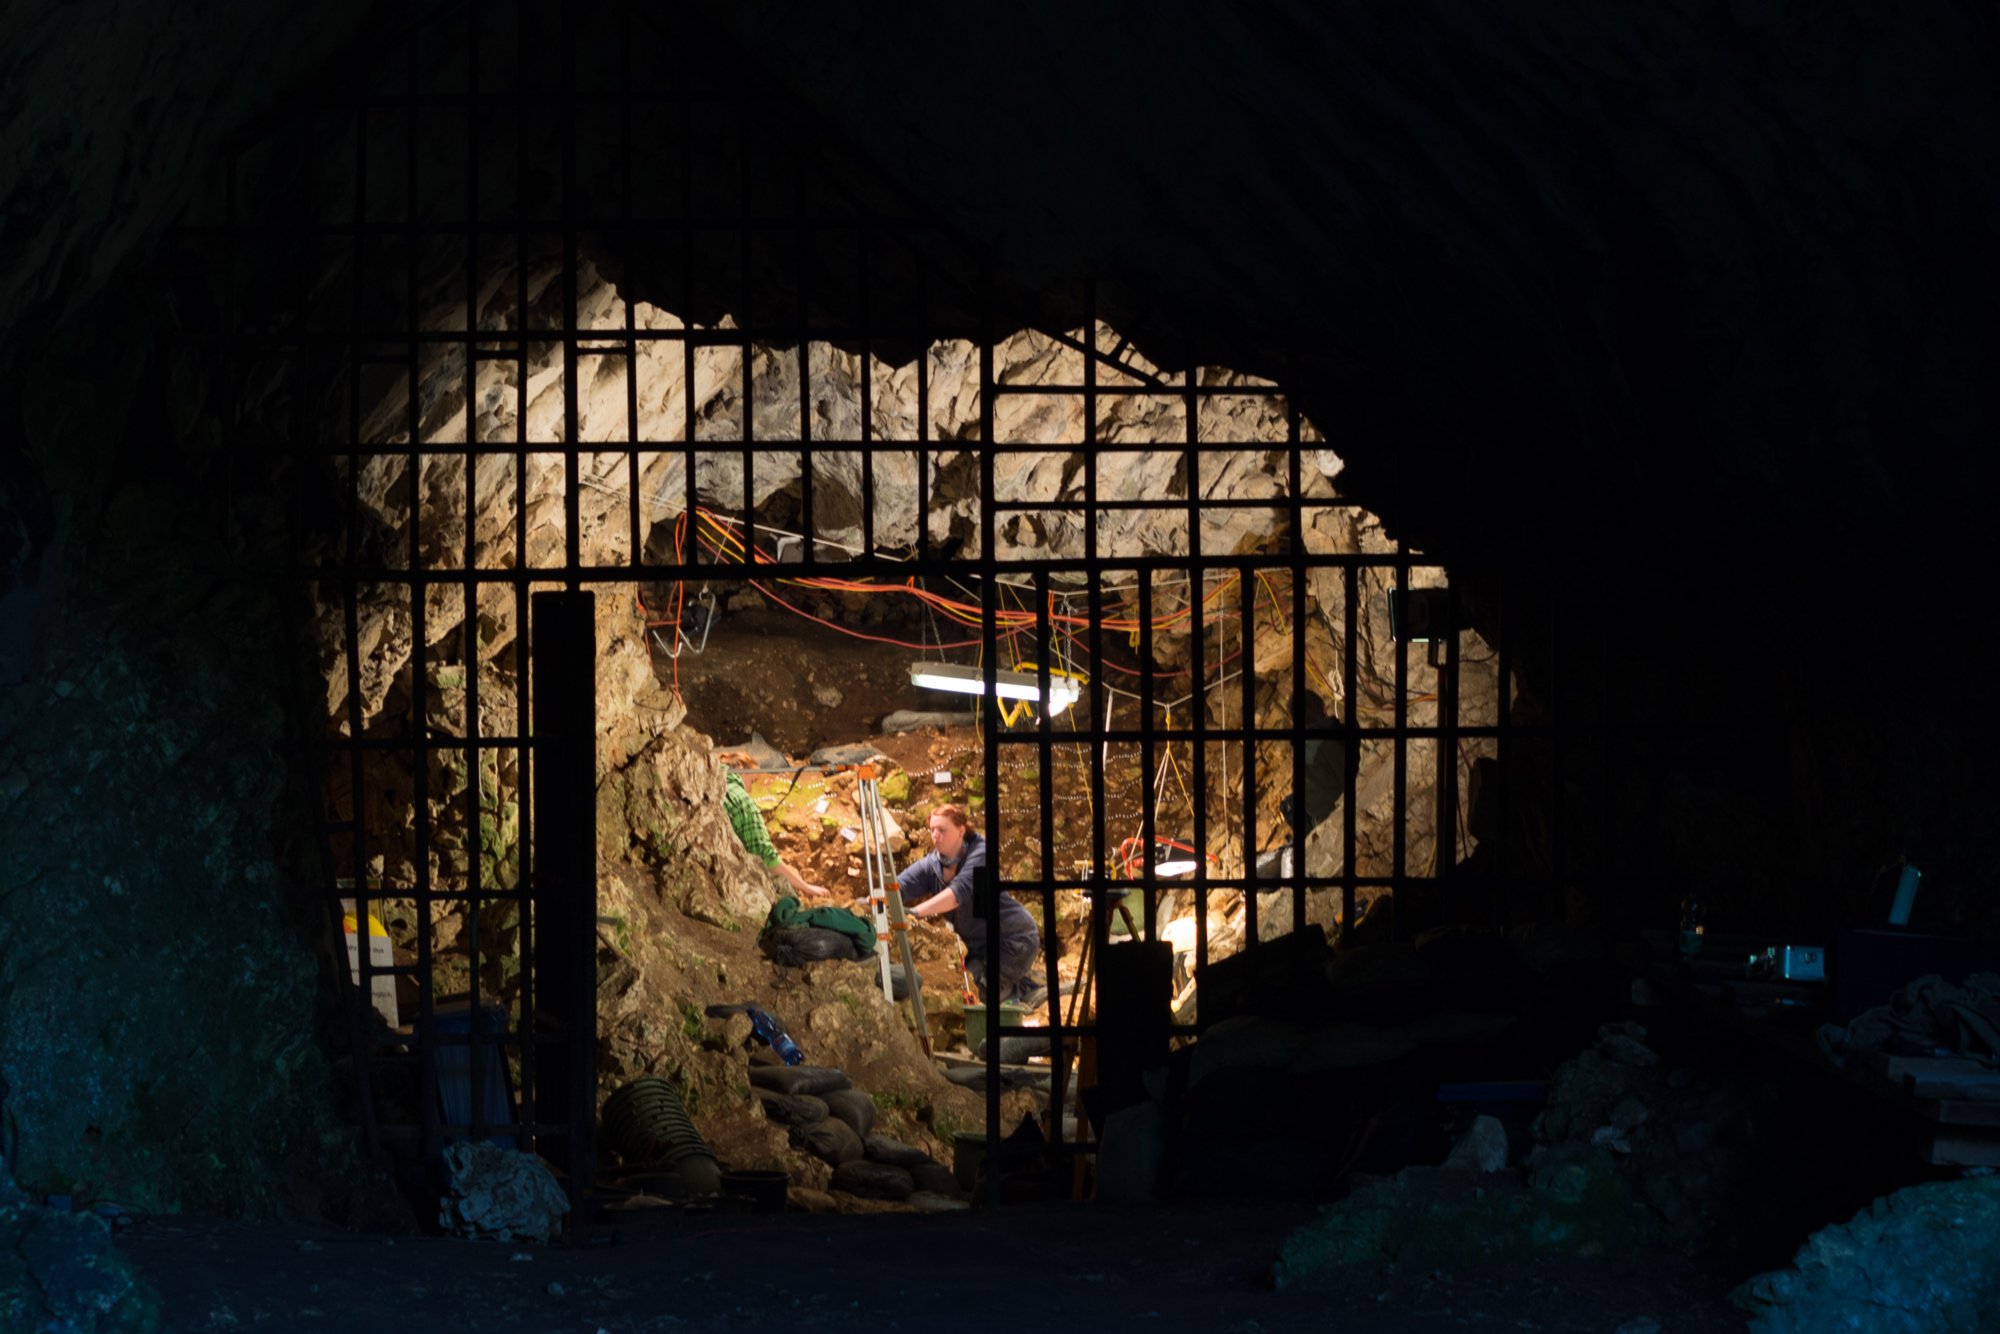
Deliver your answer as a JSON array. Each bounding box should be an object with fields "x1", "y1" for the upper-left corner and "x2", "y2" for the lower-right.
[
  {"x1": 337, "y1": 889, "x2": 532, "y2": 905},
  {"x1": 989, "y1": 383, "x2": 1287, "y2": 399},
  {"x1": 302, "y1": 552, "x2": 1461, "y2": 581},
  {"x1": 315, "y1": 735, "x2": 533, "y2": 753},
  {"x1": 990, "y1": 724, "x2": 1591, "y2": 741},
  {"x1": 184, "y1": 215, "x2": 944, "y2": 237},
  {"x1": 214, "y1": 324, "x2": 988, "y2": 350},
  {"x1": 988, "y1": 496, "x2": 1318, "y2": 512},
  {"x1": 279, "y1": 436, "x2": 1327, "y2": 457}
]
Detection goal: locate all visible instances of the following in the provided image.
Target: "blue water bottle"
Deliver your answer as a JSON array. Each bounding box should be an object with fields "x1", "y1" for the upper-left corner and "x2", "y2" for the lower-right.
[{"x1": 746, "y1": 1007, "x2": 805, "y2": 1065}]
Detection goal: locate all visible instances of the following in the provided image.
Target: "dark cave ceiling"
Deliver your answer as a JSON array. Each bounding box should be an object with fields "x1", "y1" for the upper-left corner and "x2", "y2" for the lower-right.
[{"x1": 5, "y1": 0, "x2": 1996, "y2": 599}]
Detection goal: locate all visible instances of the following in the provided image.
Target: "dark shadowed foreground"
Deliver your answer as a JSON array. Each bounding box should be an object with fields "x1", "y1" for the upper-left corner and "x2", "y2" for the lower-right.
[{"x1": 117, "y1": 1200, "x2": 1745, "y2": 1333}]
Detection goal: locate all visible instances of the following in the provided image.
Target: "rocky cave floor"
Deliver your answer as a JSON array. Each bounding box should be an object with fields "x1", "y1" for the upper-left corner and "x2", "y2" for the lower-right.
[
  {"x1": 113, "y1": 1202, "x2": 1747, "y2": 1333},
  {"x1": 97, "y1": 608, "x2": 1795, "y2": 1329}
]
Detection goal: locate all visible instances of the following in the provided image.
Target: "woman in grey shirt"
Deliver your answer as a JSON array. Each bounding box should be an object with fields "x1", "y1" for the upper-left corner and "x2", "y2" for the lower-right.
[{"x1": 899, "y1": 804, "x2": 1042, "y2": 1006}]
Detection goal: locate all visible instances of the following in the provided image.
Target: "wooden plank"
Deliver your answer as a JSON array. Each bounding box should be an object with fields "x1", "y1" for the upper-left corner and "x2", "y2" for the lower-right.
[
  {"x1": 1897, "y1": 1059, "x2": 2000, "y2": 1100},
  {"x1": 1925, "y1": 1130, "x2": 2000, "y2": 1168},
  {"x1": 1918, "y1": 1098, "x2": 2000, "y2": 1127}
]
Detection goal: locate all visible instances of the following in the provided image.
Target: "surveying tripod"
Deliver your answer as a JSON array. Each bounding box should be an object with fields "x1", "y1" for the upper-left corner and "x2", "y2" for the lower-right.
[{"x1": 854, "y1": 765, "x2": 930, "y2": 1054}]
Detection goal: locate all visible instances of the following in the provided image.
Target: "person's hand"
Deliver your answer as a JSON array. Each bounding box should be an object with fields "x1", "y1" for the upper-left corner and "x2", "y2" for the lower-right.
[{"x1": 801, "y1": 882, "x2": 831, "y2": 898}]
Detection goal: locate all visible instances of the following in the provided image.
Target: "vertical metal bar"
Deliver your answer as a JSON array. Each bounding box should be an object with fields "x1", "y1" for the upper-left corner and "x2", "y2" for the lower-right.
[
  {"x1": 1081, "y1": 298, "x2": 1107, "y2": 1144},
  {"x1": 738, "y1": 113, "x2": 755, "y2": 553},
  {"x1": 1392, "y1": 547, "x2": 1409, "y2": 944},
  {"x1": 1494, "y1": 570, "x2": 1510, "y2": 926},
  {"x1": 511, "y1": 0, "x2": 538, "y2": 1140},
  {"x1": 1550, "y1": 583, "x2": 1564, "y2": 922},
  {"x1": 1182, "y1": 339, "x2": 1207, "y2": 962},
  {"x1": 461, "y1": 0, "x2": 489, "y2": 1148},
  {"x1": 404, "y1": 18, "x2": 441, "y2": 1160},
  {"x1": 529, "y1": 591, "x2": 599, "y2": 1201},
  {"x1": 1289, "y1": 573, "x2": 1307, "y2": 934},
  {"x1": 622, "y1": 3, "x2": 641, "y2": 572},
  {"x1": 680, "y1": 31, "x2": 698, "y2": 553},
  {"x1": 1034, "y1": 569, "x2": 1059, "y2": 1069},
  {"x1": 342, "y1": 53, "x2": 386, "y2": 1154},
  {"x1": 1186, "y1": 567, "x2": 1210, "y2": 994},
  {"x1": 915, "y1": 265, "x2": 930, "y2": 560},
  {"x1": 1342, "y1": 564, "x2": 1359, "y2": 942},
  {"x1": 1287, "y1": 370, "x2": 1308, "y2": 936},
  {"x1": 795, "y1": 174, "x2": 815, "y2": 564},
  {"x1": 1438, "y1": 586, "x2": 1461, "y2": 915},
  {"x1": 1137, "y1": 570, "x2": 1158, "y2": 942},
  {"x1": 858, "y1": 229, "x2": 876, "y2": 560},
  {"x1": 1238, "y1": 566, "x2": 1258, "y2": 947},
  {"x1": 560, "y1": 0, "x2": 581, "y2": 586},
  {"x1": 976, "y1": 265, "x2": 1001, "y2": 1204},
  {"x1": 1600, "y1": 613, "x2": 1614, "y2": 925}
]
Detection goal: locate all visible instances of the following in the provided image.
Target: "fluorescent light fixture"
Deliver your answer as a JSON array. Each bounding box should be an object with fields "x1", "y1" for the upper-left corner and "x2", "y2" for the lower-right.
[
  {"x1": 908, "y1": 662, "x2": 1081, "y2": 716},
  {"x1": 1155, "y1": 859, "x2": 1200, "y2": 877}
]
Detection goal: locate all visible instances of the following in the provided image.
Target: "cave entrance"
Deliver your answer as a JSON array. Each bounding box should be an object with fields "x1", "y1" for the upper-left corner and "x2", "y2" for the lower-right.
[{"x1": 191, "y1": 0, "x2": 1607, "y2": 1205}]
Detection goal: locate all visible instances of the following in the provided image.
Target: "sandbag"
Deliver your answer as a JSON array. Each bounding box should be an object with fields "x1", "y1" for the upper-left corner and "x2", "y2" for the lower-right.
[
  {"x1": 754, "y1": 1090, "x2": 828, "y2": 1127},
  {"x1": 973, "y1": 1034, "x2": 1043, "y2": 1064},
  {"x1": 791, "y1": 1116, "x2": 864, "y2": 1166},
  {"x1": 821, "y1": 1087, "x2": 877, "y2": 1138},
  {"x1": 763, "y1": 926, "x2": 869, "y2": 967},
  {"x1": 830, "y1": 1160, "x2": 915, "y2": 1202},
  {"x1": 863, "y1": 1134, "x2": 934, "y2": 1169},
  {"x1": 749, "y1": 1064, "x2": 852, "y2": 1097}
]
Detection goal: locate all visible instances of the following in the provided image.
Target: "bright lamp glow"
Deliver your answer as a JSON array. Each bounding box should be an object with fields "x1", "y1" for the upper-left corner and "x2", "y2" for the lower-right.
[
  {"x1": 1155, "y1": 859, "x2": 1199, "y2": 877},
  {"x1": 908, "y1": 662, "x2": 1081, "y2": 716}
]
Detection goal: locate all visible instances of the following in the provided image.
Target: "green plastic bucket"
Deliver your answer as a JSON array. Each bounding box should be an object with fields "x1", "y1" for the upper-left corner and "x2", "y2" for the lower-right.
[{"x1": 961, "y1": 1001, "x2": 1025, "y2": 1056}]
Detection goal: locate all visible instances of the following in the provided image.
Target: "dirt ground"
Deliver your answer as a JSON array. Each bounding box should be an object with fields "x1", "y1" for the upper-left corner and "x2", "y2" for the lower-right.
[
  {"x1": 114, "y1": 1200, "x2": 1751, "y2": 1333},
  {"x1": 673, "y1": 595, "x2": 1233, "y2": 1047}
]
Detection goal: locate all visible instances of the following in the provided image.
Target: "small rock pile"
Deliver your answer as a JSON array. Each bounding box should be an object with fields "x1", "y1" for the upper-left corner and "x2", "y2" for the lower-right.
[
  {"x1": 1532, "y1": 1020, "x2": 1764, "y2": 1253},
  {"x1": 747, "y1": 1063, "x2": 968, "y2": 1211}
]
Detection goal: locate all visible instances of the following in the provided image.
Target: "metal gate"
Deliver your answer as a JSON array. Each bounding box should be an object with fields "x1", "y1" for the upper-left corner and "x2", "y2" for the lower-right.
[{"x1": 189, "y1": 0, "x2": 1614, "y2": 1193}]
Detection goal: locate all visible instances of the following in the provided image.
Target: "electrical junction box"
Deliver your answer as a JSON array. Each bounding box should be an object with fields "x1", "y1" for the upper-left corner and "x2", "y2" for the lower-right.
[
  {"x1": 1774, "y1": 945, "x2": 1824, "y2": 981},
  {"x1": 1750, "y1": 945, "x2": 1824, "y2": 982}
]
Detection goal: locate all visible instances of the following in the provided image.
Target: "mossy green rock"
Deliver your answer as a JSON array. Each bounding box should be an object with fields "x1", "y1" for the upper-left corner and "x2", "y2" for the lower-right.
[
  {"x1": 1273, "y1": 1150, "x2": 1654, "y2": 1288},
  {"x1": 1732, "y1": 1176, "x2": 2000, "y2": 1332},
  {"x1": 877, "y1": 771, "x2": 912, "y2": 805},
  {"x1": 1, "y1": 1174, "x2": 161, "y2": 1332},
  {"x1": 0, "y1": 334, "x2": 402, "y2": 1227}
]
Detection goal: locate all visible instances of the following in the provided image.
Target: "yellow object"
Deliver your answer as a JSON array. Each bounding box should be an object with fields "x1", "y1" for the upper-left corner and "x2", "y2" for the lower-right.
[{"x1": 342, "y1": 912, "x2": 390, "y2": 939}]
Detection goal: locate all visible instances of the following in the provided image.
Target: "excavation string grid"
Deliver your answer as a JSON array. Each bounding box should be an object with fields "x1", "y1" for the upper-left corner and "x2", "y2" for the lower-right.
[{"x1": 193, "y1": 0, "x2": 1607, "y2": 1219}]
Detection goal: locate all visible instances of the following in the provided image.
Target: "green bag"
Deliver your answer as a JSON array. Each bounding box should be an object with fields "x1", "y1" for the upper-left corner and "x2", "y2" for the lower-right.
[{"x1": 758, "y1": 894, "x2": 877, "y2": 954}]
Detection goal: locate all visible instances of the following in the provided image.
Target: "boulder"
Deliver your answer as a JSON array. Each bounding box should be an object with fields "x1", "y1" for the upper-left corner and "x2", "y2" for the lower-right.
[
  {"x1": 1442, "y1": 1114, "x2": 1508, "y2": 1173},
  {"x1": 439, "y1": 1142, "x2": 569, "y2": 1243},
  {"x1": 1733, "y1": 1176, "x2": 2000, "y2": 1332}
]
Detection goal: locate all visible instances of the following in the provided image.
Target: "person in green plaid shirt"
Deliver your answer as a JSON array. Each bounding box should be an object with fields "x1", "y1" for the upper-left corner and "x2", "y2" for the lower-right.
[{"x1": 724, "y1": 768, "x2": 828, "y2": 899}]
